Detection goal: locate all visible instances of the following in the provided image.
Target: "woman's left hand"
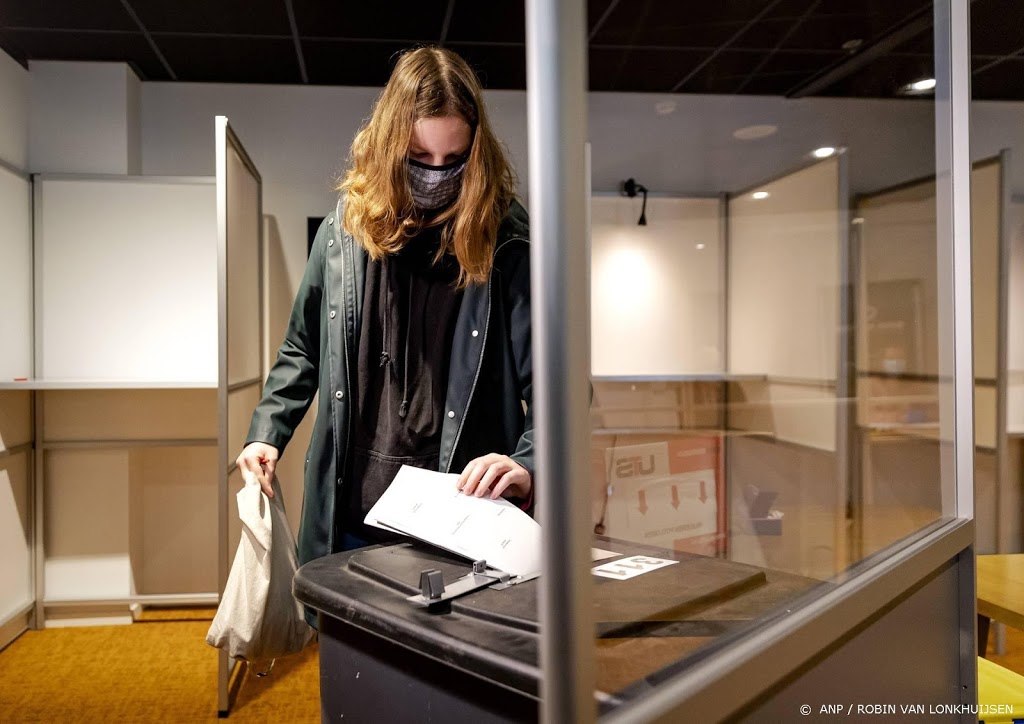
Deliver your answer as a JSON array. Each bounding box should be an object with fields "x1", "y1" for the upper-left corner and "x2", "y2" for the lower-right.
[{"x1": 457, "y1": 454, "x2": 532, "y2": 500}]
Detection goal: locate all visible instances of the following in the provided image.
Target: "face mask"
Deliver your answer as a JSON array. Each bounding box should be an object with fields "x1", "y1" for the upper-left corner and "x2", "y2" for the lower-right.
[{"x1": 407, "y1": 157, "x2": 467, "y2": 210}]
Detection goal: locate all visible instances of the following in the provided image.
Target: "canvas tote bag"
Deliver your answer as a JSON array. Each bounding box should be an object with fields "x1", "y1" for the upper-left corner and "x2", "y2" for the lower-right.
[{"x1": 206, "y1": 472, "x2": 312, "y2": 672}]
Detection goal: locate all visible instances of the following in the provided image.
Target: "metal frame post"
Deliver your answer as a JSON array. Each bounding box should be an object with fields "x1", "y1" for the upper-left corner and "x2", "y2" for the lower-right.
[{"x1": 525, "y1": 0, "x2": 595, "y2": 721}]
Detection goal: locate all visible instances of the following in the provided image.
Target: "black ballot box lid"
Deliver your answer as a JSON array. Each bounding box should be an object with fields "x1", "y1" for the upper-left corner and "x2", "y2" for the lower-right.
[{"x1": 293, "y1": 537, "x2": 820, "y2": 705}]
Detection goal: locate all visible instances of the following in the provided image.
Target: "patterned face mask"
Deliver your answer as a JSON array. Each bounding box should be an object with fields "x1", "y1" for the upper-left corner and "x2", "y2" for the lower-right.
[{"x1": 407, "y1": 157, "x2": 467, "y2": 210}]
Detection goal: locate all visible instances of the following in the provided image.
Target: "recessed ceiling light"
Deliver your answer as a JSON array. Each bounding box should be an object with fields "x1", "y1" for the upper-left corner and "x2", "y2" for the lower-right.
[
  {"x1": 654, "y1": 100, "x2": 677, "y2": 116},
  {"x1": 752, "y1": 191, "x2": 769, "y2": 200},
  {"x1": 696, "y1": 243, "x2": 706, "y2": 250},
  {"x1": 902, "y1": 77, "x2": 936, "y2": 94},
  {"x1": 732, "y1": 124, "x2": 778, "y2": 141},
  {"x1": 812, "y1": 146, "x2": 837, "y2": 159}
]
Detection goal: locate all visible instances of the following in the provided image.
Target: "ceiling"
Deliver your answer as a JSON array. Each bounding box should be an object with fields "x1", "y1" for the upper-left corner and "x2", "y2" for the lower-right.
[{"x1": 0, "y1": 0, "x2": 1020, "y2": 100}]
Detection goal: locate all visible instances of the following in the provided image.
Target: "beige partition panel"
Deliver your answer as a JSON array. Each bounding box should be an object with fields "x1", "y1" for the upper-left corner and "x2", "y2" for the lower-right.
[
  {"x1": 129, "y1": 445, "x2": 218, "y2": 595},
  {"x1": 855, "y1": 157, "x2": 1003, "y2": 554},
  {"x1": 856, "y1": 160, "x2": 1000, "y2": 446},
  {"x1": 1009, "y1": 196, "x2": 1024, "y2": 434},
  {"x1": 0, "y1": 164, "x2": 32, "y2": 381},
  {"x1": 216, "y1": 116, "x2": 263, "y2": 715},
  {"x1": 44, "y1": 448, "x2": 131, "y2": 605},
  {"x1": 728, "y1": 158, "x2": 842, "y2": 451},
  {"x1": 0, "y1": 448, "x2": 31, "y2": 627},
  {"x1": 590, "y1": 196, "x2": 723, "y2": 375},
  {"x1": 35, "y1": 176, "x2": 217, "y2": 383},
  {"x1": 0, "y1": 390, "x2": 32, "y2": 452},
  {"x1": 40, "y1": 389, "x2": 218, "y2": 613},
  {"x1": 42, "y1": 389, "x2": 217, "y2": 441}
]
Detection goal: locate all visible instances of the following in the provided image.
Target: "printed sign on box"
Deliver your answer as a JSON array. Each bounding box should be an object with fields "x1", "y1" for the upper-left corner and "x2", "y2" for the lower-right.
[{"x1": 603, "y1": 441, "x2": 719, "y2": 553}]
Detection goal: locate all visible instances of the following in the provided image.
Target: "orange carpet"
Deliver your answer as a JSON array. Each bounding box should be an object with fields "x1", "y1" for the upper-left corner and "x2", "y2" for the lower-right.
[{"x1": 0, "y1": 613, "x2": 319, "y2": 723}]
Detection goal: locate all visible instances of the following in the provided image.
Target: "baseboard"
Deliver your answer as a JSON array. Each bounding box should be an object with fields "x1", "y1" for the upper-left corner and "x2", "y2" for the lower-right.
[
  {"x1": 0, "y1": 604, "x2": 32, "y2": 651},
  {"x1": 43, "y1": 604, "x2": 133, "y2": 628}
]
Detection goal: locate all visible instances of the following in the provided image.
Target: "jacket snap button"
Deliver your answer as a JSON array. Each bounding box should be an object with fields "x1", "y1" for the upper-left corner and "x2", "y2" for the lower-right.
[
  {"x1": 330, "y1": 310, "x2": 336, "y2": 319},
  {"x1": 471, "y1": 329, "x2": 479, "y2": 337},
  {"x1": 328, "y1": 217, "x2": 334, "y2": 224},
  {"x1": 328, "y1": 239, "x2": 334, "y2": 247},
  {"x1": 335, "y1": 391, "x2": 344, "y2": 400},
  {"x1": 447, "y1": 410, "x2": 455, "y2": 419}
]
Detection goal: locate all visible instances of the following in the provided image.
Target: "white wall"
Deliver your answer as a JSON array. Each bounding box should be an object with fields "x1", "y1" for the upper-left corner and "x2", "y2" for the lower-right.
[
  {"x1": 30, "y1": 61, "x2": 141, "y2": 174},
  {"x1": 590, "y1": 196, "x2": 722, "y2": 375}
]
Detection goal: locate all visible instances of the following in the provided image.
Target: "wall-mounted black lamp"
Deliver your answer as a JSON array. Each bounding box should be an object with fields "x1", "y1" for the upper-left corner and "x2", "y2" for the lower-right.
[{"x1": 620, "y1": 178, "x2": 648, "y2": 225}]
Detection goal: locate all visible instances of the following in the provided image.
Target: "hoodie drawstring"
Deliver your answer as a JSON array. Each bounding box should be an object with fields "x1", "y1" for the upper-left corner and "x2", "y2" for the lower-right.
[
  {"x1": 399, "y1": 274, "x2": 412, "y2": 419},
  {"x1": 381, "y1": 257, "x2": 413, "y2": 419}
]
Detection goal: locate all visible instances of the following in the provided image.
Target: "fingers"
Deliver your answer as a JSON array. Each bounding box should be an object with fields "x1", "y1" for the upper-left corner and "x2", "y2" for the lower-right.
[
  {"x1": 236, "y1": 443, "x2": 279, "y2": 499},
  {"x1": 458, "y1": 454, "x2": 528, "y2": 499},
  {"x1": 457, "y1": 454, "x2": 501, "y2": 496}
]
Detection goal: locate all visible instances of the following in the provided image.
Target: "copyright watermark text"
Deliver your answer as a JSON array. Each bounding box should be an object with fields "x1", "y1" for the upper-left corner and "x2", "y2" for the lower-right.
[{"x1": 801, "y1": 703, "x2": 1015, "y2": 716}]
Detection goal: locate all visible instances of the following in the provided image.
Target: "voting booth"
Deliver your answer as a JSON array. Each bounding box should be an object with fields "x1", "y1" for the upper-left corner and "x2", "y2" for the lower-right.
[{"x1": 294, "y1": 538, "x2": 818, "y2": 721}]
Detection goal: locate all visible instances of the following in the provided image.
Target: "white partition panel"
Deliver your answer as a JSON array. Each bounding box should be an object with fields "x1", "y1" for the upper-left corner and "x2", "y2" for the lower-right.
[
  {"x1": 0, "y1": 452, "x2": 31, "y2": 621},
  {"x1": 0, "y1": 165, "x2": 32, "y2": 381},
  {"x1": 590, "y1": 197, "x2": 722, "y2": 375},
  {"x1": 728, "y1": 159, "x2": 841, "y2": 382},
  {"x1": 36, "y1": 176, "x2": 217, "y2": 383}
]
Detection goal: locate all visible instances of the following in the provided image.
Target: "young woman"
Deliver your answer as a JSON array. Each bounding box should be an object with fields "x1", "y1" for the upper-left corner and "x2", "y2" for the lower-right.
[{"x1": 236, "y1": 47, "x2": 534, "y2": 573}]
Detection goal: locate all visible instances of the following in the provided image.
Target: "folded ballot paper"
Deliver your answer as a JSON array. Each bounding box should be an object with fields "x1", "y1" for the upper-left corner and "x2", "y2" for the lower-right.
[{"x1": 364, "y1": 465, "x2": 542, "y2": 577}]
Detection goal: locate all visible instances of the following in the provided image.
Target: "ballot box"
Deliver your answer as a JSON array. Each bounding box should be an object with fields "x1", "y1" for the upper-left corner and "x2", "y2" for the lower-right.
[{"x1": 293, "y1": 537, "x2": 819, "y2": 721}]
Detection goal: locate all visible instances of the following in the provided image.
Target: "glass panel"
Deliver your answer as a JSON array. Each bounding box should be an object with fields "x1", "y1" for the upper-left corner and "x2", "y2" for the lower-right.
[
  {"x1": 970, "y1": 0, "x2": 1024, "y2": 556},
  {"x1": 587, "y1": 0, "x2": 952, "y2": 707}
]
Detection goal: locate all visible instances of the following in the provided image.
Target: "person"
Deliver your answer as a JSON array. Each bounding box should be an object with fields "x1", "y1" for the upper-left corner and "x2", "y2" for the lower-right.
[{"x1": 236, "y1": 46, "x2": 534, "y2": 582}]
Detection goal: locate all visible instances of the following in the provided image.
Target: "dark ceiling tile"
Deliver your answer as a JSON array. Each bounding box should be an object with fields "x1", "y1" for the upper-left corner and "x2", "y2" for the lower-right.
[
  {"x1": 588, "y1": 48, "x2": 625, "y2": 91},
  {"x1": 895, "y1": 30, "x2": 933, "y2": 55},
  {"x1": 756, "y1": 50, "x2": 847, "y2": 76},
  {"x1": 728, "y1": 18, "x2": 799, "y2": 50},
  {"x1": 739, "y1": 73, "x2": 810, "y2": 95},
  {"x1": 155, "y1": 35, "x2": 301, "y2": 83},
  {"x1": 447, "y1": 44, "x2": 526, "y2": 89},
  {"x1": 972, "y1": 57, "x2": 1024, "y2": 100},
  {"x1": 445, "y1": 2, "x2": 523, "y2": 44},
  {"x1": 589, "y1": 0, "x2": 740, "y2": 48},
  {"x1": 293, "y1": 0, "x2": 447, "y2": 41},
  {"x1": 590, "y1": 48, "x2": 709, "y2": 93},
  {"x1": 0, "y1": 28, "x2": 28, "y2": 65},
  {"x1": 0, "y1": 0, "x2": 136, "y2": 31},
  {"x1": 587, "y1": 0, "x2": 619, "y2": 37},
  {"x1": 971, "y1": 0, "x2": 1024, "y2": 55},
  {"x1": 4, "y1": 28, "x2": 168, "y2": 79},
  {"x1": 128, "y1": 0, "x2": 290, "y2": 35},
  {"x1": 779, "y1": 12, "x2": 931, "y2": 53},
  {"x1": 303, "y1": 40, "x2": 416, "y2": 86},
  {"x1": 673, "y1": 50, "x2": 766, "y2": 94},
  {"x1": 816, "y1": 52, "x2": 936, "y2": 98}
]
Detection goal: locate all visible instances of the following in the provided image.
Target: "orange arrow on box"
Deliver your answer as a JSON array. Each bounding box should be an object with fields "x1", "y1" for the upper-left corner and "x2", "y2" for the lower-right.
[
  {"x1": 638, "y1": 490, "x2": 648, "y2": 515},
  {"x1": 699, "y1": 480, "x2": 708, "y2": 503},
  {"x1": 670, "y1": 485, "x2": 680, "y2": 509}
]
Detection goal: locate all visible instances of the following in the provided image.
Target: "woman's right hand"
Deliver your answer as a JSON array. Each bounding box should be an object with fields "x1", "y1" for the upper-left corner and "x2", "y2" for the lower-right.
[{"x1": 236, "y1": 442, "x2": 280, "y2": 498}]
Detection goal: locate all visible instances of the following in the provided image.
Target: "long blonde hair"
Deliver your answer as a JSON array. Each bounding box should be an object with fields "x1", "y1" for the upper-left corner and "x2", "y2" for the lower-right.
[{"x1": 338, "y1": 47, "x2": 517, "y2": 287}]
